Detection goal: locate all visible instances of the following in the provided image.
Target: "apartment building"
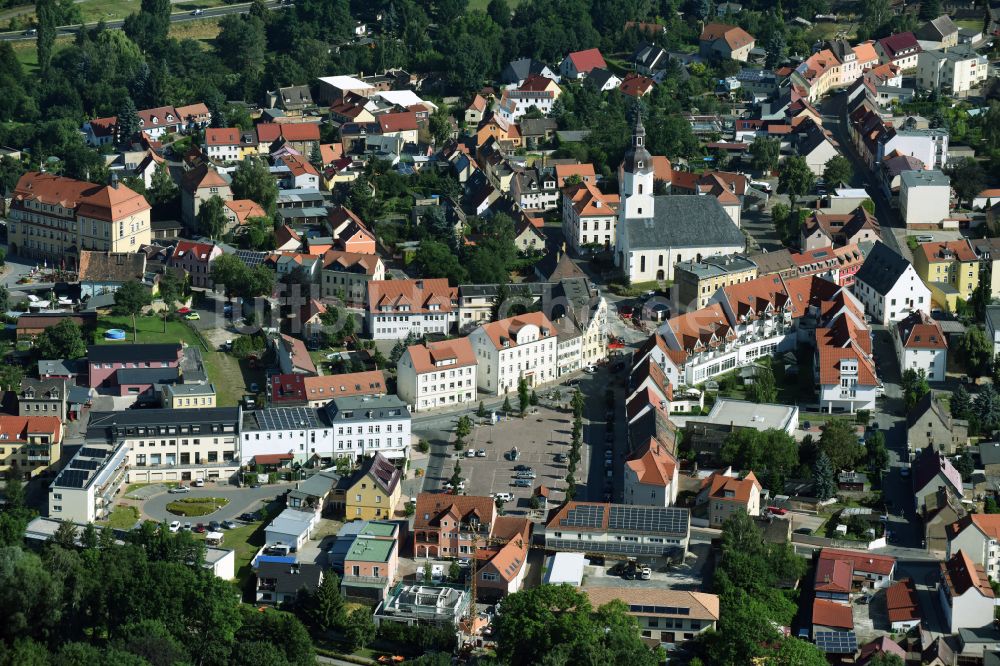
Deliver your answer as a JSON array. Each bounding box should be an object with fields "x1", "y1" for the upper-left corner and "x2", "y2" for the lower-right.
[
  {"x1": 17, "y1": 378, "x2": 68, "y2": 420},
  {"x1": 413, "y1": 493, "x2": 496, "y2": 559},
  {"x1": 623, "y1": 436, "x2": 679, "y2": 507},
  {"x1": 914, "y1": 239, "x2": 977, "y2": 312},
  {"x1": 366, "y1": 279, "x2": 458, "y2": 340},
  {"x1": 8, "y1": 172, "x2": 152, "y2": 266},
  {"x1": 674, "y1": 254, "x2": 757, "y2": 312},
  {"x1": 86, "y1": 408, "x2": 240, "y2": 484},
  {"x1": 239, "y1": 406, "x2": 331, "y2": 466},
  {"x1": 900, "y1": 170, "x2": 951, "y2": 228},
  {"x1": 341, "y1": 521, "x2": 399, "y2": 601},
  {"x1": 697, "y1": 470, "x2": 761, "y2": 527},
  {"x1": 468, "y1": 312, "x2": 558, "y2": 395},
  {"x1": 343, "y1": 452, "x2": 402, "y2": 521},
  {"x1": 204, "y1": 127, "x2": 243, "y2": 163},
  {"x1": 544, "y1": 501, "x2": 690, "y2": 557},
  {"x1": 561, "y1": 181, "x2": 619, "y2": 254},
  {"x1": 161, "y1": 383, "x2": 217, "y2": 409},
  {"x1": 853, "y1": 241, "x2": 932, "y2": 326},
  {"x1": 49, "y1": 442, "x2": 129, "y2": 523},
  {"x1": 800, "y1": 207, "x2": 881, "y2": 251},
  {"x1": 321, "y1": 251, "x2": 384, "y2": 306},
  {"x1": 0, "y1": 416, "x2": 62, "y2": 481},
  {"x1": 180, "y1": 164, "x2": 233, "y2": 230},
  {"x1": 86, "y1": 343, "x2": 183, "y2": 390},
  {"x1": 396, "y1": 338, "x2": 477, "y2": 412},
  {"x1": 815, "y1": 302, "x2": 879, "y2": 414},
  {"x1": 894, "y1": 311, "x2": 947, "y2": 383},
  {"x1": 582, "y1": 588, "x2": 719, "y2": 650},
  {"x1": 939, "y1": 550, "x2": 996, "y2": 633},
  {"x1": 917, "y1": 45, "x2": 987, "y2": 96},
  {"x1": 511, "y1": 167, "x2": 559, "y2": 212},
  {"x1": 496, "y1": 75, "x2": 561, "y2": 123},
  {"x1": 876, "y1": 32, "x2": 923, "y2": 71},
  {"x1": 322, "y1": 395, "x2": 411, "y2": 462},
  {"x1": 947, "y1": 515, "x2": 1000, "y2": 580}
]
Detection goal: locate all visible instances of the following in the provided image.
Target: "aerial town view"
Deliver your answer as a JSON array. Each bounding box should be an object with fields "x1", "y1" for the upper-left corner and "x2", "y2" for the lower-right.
[{"x1": 1, "y1": 0, "x2": 1000, "y2": 663}]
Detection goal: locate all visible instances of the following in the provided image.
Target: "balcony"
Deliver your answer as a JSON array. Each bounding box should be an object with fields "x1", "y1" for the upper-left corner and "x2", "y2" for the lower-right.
[
  {"x1": 343, "y1": 574, "x2": 389, "y2": 588},
  {"x1": 26, "y1": 455, "x2": 51, "y2": 462}
]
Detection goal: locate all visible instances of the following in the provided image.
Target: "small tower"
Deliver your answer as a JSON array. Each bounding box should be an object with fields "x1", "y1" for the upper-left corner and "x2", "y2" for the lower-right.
[{"x1": 619, "y1": 111, "x2": 654, "y2": 220}]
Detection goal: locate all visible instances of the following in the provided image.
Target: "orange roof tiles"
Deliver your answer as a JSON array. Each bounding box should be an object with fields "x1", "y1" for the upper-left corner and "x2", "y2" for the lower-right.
[
  {"x1": 414, "y1": 493, "x2": 496, "y2": 531},
  {"x1": 367, "y1": 278, "x2": 456, "y2": 314},
  {"x1": 565, "y1": 181, "x2": 617, "y2": 217},
  {"x1": 481, "y1": 516, "x2": 531, "y2": 582},
  {"x1": 554, "y1": 163, "x2": 596, "y2": 187},
  {"x1": 224, "y1": 199, "x2": 266, "y2": 225},
  {"x1": 565, "y1": 48, "x2": 607, "y2": 73},
  {"x1": 13, "y1": 172, "x2": 150, "y2": 223},
  {"x1": 853, "y1": 41, "x2": 879, "y2": 64},
  {"x1": 819, "y1": 548, "x2": 896, "y2": 576},
  {"x1": 941, "y1": 550, "x2": 994, "y2": 599},
  {"x1": 377, "y1": 111, "x2": 419, "y2": 133},
  {"x1": 700, "y1": 23, "x2": 755, "y2": 49},
  {"x1": 0, "y1": 415, "x2": 62, "y2": 442},
  {"x1": 815, "y1": 557, "x2": 852, "y2": 593},
  {"x1": 404, "y1": 337, "x2": 477, "y2": 374},
  {"x1": 582, "y1": 588, "x2": 720, "y2": 621},
  {"x1": 620, "y1": 72, "x2": 655, "y2": 97},
  {"x1": 919, "y1": 239, "x2": 978, "y2": 264},
  {"x1": 322, "y1": 250, "x2": 381, "y2": 275},
  {"x1": 897, "y1": 311, "x2": 947, "y2": 350},
  {"x1": 625, "y1": 436, "x2": 677, "y2": 487},
  {"x1": 885, "y1": 578, "x2": 920, "y2": 624},
  {"x1": 205, "y1": 127, "x2": 241, "y2": 146},
  {"x1": 476, "y1": 311, "x2": 555, "y2": 350},
  {"x1": 301, "y1": 371, "x2": 386, "y2": 401},
  {"x1": 812, "y1": 598, "x2": 853, "y2": 629},
  {"x1": 702, "y1": 471, "x2": 760, "y2": 504}
]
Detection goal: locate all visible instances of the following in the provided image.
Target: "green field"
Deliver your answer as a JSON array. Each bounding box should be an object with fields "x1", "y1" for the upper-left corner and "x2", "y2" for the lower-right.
[
  {"x1": 101, "y1": 504, "x2": 140, "y2": 529},
  {"x1": 95, "y1": 314, "x2": 203, "y2": 346},
  {"x1": 166, "y1": 497, "x2": 229, "y2": 517}
]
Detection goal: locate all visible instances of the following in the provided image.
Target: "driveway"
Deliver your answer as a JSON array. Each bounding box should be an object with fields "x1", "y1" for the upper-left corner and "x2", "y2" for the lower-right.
[{"x1": 137, "y1": 482, "x2": 295, "y2": 523}]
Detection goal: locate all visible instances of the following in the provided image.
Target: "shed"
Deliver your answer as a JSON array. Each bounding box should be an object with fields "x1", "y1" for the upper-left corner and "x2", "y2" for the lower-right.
[{"x1": 264, "y1": 508, "x2": 317, "y2": 552}]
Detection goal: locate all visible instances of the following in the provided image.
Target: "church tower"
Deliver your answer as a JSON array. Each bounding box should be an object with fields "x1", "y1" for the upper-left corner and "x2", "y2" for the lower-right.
[{"x1": 619, "y1": 111, "x2": 655, "y2": 220}]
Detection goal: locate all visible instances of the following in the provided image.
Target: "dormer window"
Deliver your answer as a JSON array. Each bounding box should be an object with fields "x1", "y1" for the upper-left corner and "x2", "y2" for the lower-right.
[{"x1": 637, "y1": 161, "x2": 644, "y2": 169}]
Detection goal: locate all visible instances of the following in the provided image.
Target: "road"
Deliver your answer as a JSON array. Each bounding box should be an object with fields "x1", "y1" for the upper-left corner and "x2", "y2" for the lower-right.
[
  {"x1": 0, "y1": 0, "x2": 283, "y2": 42},
  {"x1": 818, "y1": 92, "x2": 911, "y2": 261},
  {"x1": 139, "y1": 482, "x2": 292, "y2": 523}
]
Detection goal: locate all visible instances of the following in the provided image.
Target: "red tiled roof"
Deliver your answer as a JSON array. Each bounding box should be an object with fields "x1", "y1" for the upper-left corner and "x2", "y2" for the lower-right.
[
  {"x1": 404, "y1": 337, "x2": 477, "y2": 374},
  {"x1": 625, "y1": 437, "x2": 677, "y2": 487},
  {"x1": 819, "y1": 548, "x2": 896, "y2": 576},
  {"x1": 205, "y1": 127, "x2": 240, "y2": 146},
  {"x1": 814, "y1": 557, "x2": 852, "y2": 593},
  {"x1": 920, "y1": 239, "x2": 978, "y2": 263},
  {"x1": 414, "y1": 493, "x2": 496, "y2": 531},
  {"x1": 0, "y1": 415, "x2": 62, "y2": 442},
  {"x1": 896, "y1": 311, "x2": 947, "y2": 350},
  {"x1": 812, "y1": 598, "x2": 853, "y2": 629},
  {"x1": 254, "y1": 453, "x2": 293, "y2": 465},
  {"x1": 302, "y1": 371, "x2": 387, "y2": 401},
  {"x1": 476, "y1": 312, "x2": 555, "y2": 350},
  {"x1": 941, "y1": 550, "x2": 994, "y2": 599},
  {"x1": 566, "y1": 48, "x2": 607, "y2": 73},
  {"x1": 702, "y1": 471, "x2": 760, "y2": 504},
  {"x1": 377, "y1": 111, "x2": 418, "y2": 133},
  {"x1": 368, "y1": 279, "x2": 457, "y2": 315},
  {"x1": 885, "y1": 578, "x2": 920, "y2": 624},
  {"x1": 878, "y1": 32, "x2": 921, "y2": 60},
  {"x1": 13, "y1": 172, "x2": 150, "y2": 223},
  {"x1": 700, "y1": 23, "x2": 755, "y2": 49},
  {"x1": 620, "y1": 72, "x2": 655, "y2": 98}
]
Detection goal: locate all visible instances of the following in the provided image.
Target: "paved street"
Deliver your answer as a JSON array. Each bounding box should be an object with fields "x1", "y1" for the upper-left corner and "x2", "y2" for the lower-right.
[{"x1": 134, "y1": 482, "x2": 293, "y2": 523}]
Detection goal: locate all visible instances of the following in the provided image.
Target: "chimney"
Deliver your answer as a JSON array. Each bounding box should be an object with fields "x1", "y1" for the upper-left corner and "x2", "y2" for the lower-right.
[{"x1": 110, "y1": 172, "x2": 120, "y2": 189}]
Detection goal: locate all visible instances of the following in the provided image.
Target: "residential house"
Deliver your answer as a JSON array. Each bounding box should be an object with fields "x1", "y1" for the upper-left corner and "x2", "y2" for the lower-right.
[
  {"x1": 344, "y1": 452, "x2": 402, "y2": 521},
  {"x1": 8, "y1": 172, "x2": 152, "y2": 267},
  {"x1": 497, "y1": 75, "x2": 561, "y2": 123},
  {"x1": 275, "y1": 253, "x2": 322, "y2": 285},
  {"x1": 278, "y1": 154, "x2": 321, "y2": 189},
  {"x1": 374, "y1": 583, "x2": 470, "y2": 629},
  {"x1": 553, "y1": 162, "x2": 596, "y2": 188},
  {"x1": 849, "y1": 106, "x2": 949, "y2": 170},
  {"x1": 947, "y1": 514, "x2": 1000, "y2": 581},
  {"x1": 674, "y1": 254, "x2": 758, "y2": 312},
  {"x1": 0, "y1": 415, "x2": 62, "y2": 481},
  {"x1": 16, "y1": 313, "x2": 95, "y2": 341},
  {"x1": 468, "y1": 311, "x2": 558, "y2": 396},
  {"x1": 900, "y1": 169, "x2": 951, "y2": 228},
  {"x1": 49, "y1": 442, "x2": 130, "y2": 522},
  {"x1": 624, "y1": 436, "x2": 679, "y2": 507},
  {"x1": 852, "y1": 241, "x2": 931, "y2": 326},
  {"x1": 475, "y1": 516, "x2": 533, "y2": 600},
  {"x1": 327, "y1": 206, "x2": 377, "y2": 254},
  {"x1": 341, "y1": 521, "x2": 399, "y2": 601},
  {"x1": 464, "y1": 95, "x2": 488, "y2": 126},
  {"x1": 907, "y1": 392, "x2": 968, "y2": 456},
  {"x1": 697, "y1": 469, "x2": 761, "y2": 527},
  {"x1": 915, "y1": 239, "x2": 978, "y2": 312},
  {"x1": 790, "y1": 243, "x2": 868, "y2": 288},
  {"x1": 544, "y1": 501, "x2": 690, "y2": 557},
  {"x1": 916, "y1": 14, "x2": 960, "y2": 49},
  {"x1": 135, "y1": 106, "x2": 179, "y2": 139},
  {"x1": 366, "y1": 278, "x2": 458, "y2": 340},
  {"x1": 699, "y1": 23, "x2": 755, "y2": 61},
  {"x1": 299, "y1": 371, "x2": 387, "y2": 408},
  {"x1": 814, "y1": 291, "x2": 879, "y2": 414},
  {"x1": 223, "y1": 199, "x2": 267, "y2": 235},
  {"x1": 321, "y1": 251, "x2": 384, "y2": 306},
  {"x1": 894, "y1": 311, "x2": 948, "y2": 382},
  {"x1": 270, "y1": 85, "x2": 314, "y2": 114},
  {"x1": 396, "y1": 338, "x2": 477, "y2": 412},
  {"x1": 812, "y1": 598, "x2": 854, "y2": 635},
  {"x1": 375, "y1": 111, "x2": 419, "y2": 146},
  {"x1": 256, "y1": 561, "x2": 323, "y2": 605},
  {"x1": 632, "y1": 42, "x2": 670, "y2": 77},
  {"x1": 161, "y1": 383, "x2": 217, "y2": 409},
  {"x1": 912, "y1": 445, "x2": 964, "y2": 513},
  {"x1": 581, "y1": 588, "x2": 719, "y2": 650},
  {"x1": 512, "y1": 219, "x2": 545, "y2": 252},
  {"x1": 800, "y1": 207, "x2": 881, "y2": 251},
  {"x1": 818, "y1": 547, "x2": 897, "y2": 590},
  {"x1": 988, "y1": 305, "x2": 1000, "y2": 356},
  {"x1": 275, "y1": 333, "x2": 317, "y2": 376},
  {"x1": 791, "y1": 48, "x2": 843, "y2": 102},
  {"x1": 917, "y1": 45, "x2": 988, "y2": 96},
  {"x1": 17, "y1": 378, "x2": 68, "y2": 421},
  {"x1": 412, "y1": 493, "x2": 496, "y2": 559},
  {"x1": 175, "y1": 103, "x2": 212, "y2": 132},
  {"x1": 584, "y1": 68, "x2": 621, "y2": 93},
  {"x1": 499, "y1": 58, "x2": 558, "y2": 86},
  {"x1": 255, "y1": 122, "x2": 321, "y2": 156},
  {"x1": 885, "y1": 579, "x2": 921, "y2": 631},
  {"x1": 879, "y1": 152, "x2": 926, "y2": 200},
  {"x1": 168, "y1": 240, "x2": 222, "y2": 289},
  {"x1": 286, "y1": 469, "x2": 341, "y2": 515},
  {"x1": 204, "y1": 128, "x2": 243, "y2": 163},
  {"x1": 180, "y1": 165, "x2": 232, "y2": 230},
  {"x1": 560, "y1": 48, "x2": 607, "y2": 79},
  {"x1": 561, "y1": 181, "x2": 619, "y2": 254},
  {"x1": 876, "y1": 32, "x2": 923, "y2": 71},
  {"x1": 981, "y1": 441, "x2": 1000, "y2": 476},
  {"x1": 77, "y1": 251, "x2": 147, "y2": 298},
  {"x1": 620, "y1": 73, "x2": 655, "y2": 98},
  {"x1": 939, "y1": 550, "x2": 996, "y2": 633},
  {"x1": 796, "y1": 122, "x2": 840, "y2": 175},
  {"x1": 238, "y1": 407, "x2": 329, "y2": 467}
]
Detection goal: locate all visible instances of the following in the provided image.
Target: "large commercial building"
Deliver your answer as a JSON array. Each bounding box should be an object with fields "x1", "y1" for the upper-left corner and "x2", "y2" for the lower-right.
[
  {"x1": 8, "y1": 172, "x2": 152, "y2": 267},
  {"x1": 544, "y1": 501, "x2": 690, "y2": 557}
]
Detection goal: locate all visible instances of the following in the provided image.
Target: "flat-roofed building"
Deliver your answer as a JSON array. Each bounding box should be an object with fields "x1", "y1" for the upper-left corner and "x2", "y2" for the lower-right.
[
  {"x1": 581, "y1": 587, "x2": 719, "y2": 650},
  {"x1": 544, "y1": 501, "x2": 690, "y2": 557},
  {"x1": 674, "y1": 254, "x2": 757, "y2": 312}
]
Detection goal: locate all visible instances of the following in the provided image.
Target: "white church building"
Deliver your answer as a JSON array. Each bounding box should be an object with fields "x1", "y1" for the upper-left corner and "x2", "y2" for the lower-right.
[{"x1": 614, "y1": 116, "x2": 745, "y2": 283}]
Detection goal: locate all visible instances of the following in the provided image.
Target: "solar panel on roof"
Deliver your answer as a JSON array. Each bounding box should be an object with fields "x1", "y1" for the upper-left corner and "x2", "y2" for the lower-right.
[
  {"x1": 608, "y1": 506, "x2": 687, "y2": 534},
  {"x1": 814, "y1": 631, "x2": 857, "y2": 654},
  {"x1": 235, "y1": 250, "x2": 267, "y2": 268},
  {"x1": 257, "y1": 407, "x2": 321, "y2": 430},
  {"x1": 78, "y1": 447, "x2": 106, "y2": 458},
  {"x1": 560, "y1": 504, "x2": 605, "y2": 528},
  {"x1": 58, "y1": 469, "x2": 90, "y2": 488},
  {"x1": 69, "y1": 459, "x2": 101, "y2": 471}
]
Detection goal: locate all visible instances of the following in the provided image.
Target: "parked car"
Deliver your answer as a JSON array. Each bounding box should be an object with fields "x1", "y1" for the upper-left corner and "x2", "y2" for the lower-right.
[
  {"x1": 476, "y1": 449, "x2": 487, "y2": 457},
  {"x1": 208, "y1": 521, "x2": 221, "y2": 532},
  {"x1": 514, "y1": 479, "x2": 532, "y2": 488},
  {"x1": 493, "y1": 492, "x2": 513, "y2": 502},
  {"x1": 168, "y1": 521, "x2": 181, "y2": 533},
  {"x1": 554, "y1": 453, "x2": 567, "y2": 463},
  {"x1": 194, "y1": 523, "x2": 206, "y2": 533},
  {"x1": 238, "y1": 512, "x2": 256, "y2": 522},
  {"x1": 465, "y1": 449, "x2": 476, "y2": 458},
  {"x1": 192, "y1": 479, "x2": 204, "y2": 487},
  {"x1": 640, "y1": 566, "x2": 652, "y2": 580},
  {"x1": 191, "y1": 8, "x2": 203, "y2": 15},
  {"x1": 513, "y1": 465, "x2": 532, "y2": 472},
  {"x1": 584, "y1": 365, "x2": 597, "y2": 373},
  {"x1": 222, "y1": 520, "x2": 237, "y2": 529},
  {"x1": 169, "y1": 485, "x2": 190, "y2": 494},
  {"x1": 184, "y1": 312, "x2": 200, "y2": 320},
  {"x1": 182, "y1": 522, "x2": 192, "y2": 531},
  {"x1": 767, "y1": 506, "x2": 787, "y2": 516},
  {"x1": 514, "y1": 470, "x2": 536, "y2": 479},
  {"x1": 249, "y1": 382, "x2": 259, "y2": 393}
]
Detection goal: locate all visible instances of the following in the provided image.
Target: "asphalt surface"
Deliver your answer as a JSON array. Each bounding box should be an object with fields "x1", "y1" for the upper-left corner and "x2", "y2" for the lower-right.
[
  {"x1": 139, "y1": 481, "x2": 292, "y2": 523},
  {"x1": 0, "y1": 0, "x2": 283, "y2": 41}
]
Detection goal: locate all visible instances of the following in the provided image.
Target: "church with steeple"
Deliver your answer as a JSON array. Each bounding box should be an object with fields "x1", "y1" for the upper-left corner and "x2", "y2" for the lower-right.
[{"x1": 614, "y1": 113, "x2": 745, "y2": 283}]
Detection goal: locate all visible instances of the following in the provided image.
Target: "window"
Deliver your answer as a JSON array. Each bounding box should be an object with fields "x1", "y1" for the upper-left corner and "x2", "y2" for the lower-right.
[{"x1": 482, "y1": 572, "x2": 498, "y2": 581}]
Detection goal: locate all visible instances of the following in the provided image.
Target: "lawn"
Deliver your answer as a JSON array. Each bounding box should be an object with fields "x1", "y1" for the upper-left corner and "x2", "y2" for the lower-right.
[
  {"x1": 191, "y1": 498, "x2": 282, "y2": 590},
  {"x1": 95, "y1": 315, "x2": 203, "y2": 347},
  {"x1": 202, "y1": 349, "x2": 263, "y2": 407},
  {"x1": 166, "y1": 496, "x2": 229, "y2": 517},
  {"x1": 101, "y1": 504, "x2": 139, "y2": 530},
  {"x1": 467, "y1": 0, "x2": 522, "y2": 11}
]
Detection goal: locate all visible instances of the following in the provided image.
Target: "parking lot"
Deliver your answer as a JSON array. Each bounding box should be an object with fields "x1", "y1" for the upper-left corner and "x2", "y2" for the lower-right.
[{"x1": 429, "y1": 404, "x2": 587, "y2": 513}]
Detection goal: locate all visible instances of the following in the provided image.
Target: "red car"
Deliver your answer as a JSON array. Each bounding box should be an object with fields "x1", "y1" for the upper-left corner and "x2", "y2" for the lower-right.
[
  {"x1": 767, "y1": 506, "x2": 787, "y2": 516},
  {"x1": 194, "y1": 523, "x2": 206, "y2": 533},
  {"x1": 177, "y1": 307, "x2": 191, "y2": 314}
]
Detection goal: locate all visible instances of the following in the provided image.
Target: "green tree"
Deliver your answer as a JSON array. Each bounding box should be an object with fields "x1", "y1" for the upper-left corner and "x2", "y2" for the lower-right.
[
  {"x1": 746, "y1": 365, "x2": 777, "y2": 403},
  {"x1": 414, "y1": 239, "x2": 468, "y2": 285},
  {"x1": 571, "y1": 389, "x2": 585, "y2": 418},
  {"x1": 196, "y1": 195, "x2": 228, "y2": 240},
  {"x1": 959, "y1": 326, "x2": 993, "y2": 377},
  {"x1": 450, "y1": 459, "x2": 462, "y2": 489},
  {"x1": 115, "y1": 96, "x2": 141, "y2": 149},
  {"x1": 818, "y1": 419, "x2": 863, "y2": 470},
  {"x1": 868, "y1": 652, "x2": 905, "y2": 666},
  {"x1": 344, "y1": 607, "x2": 376, "y2": 651},
  {"x1": 477, "y1": 401, "x2": 487, "y2": 418},
  {"x1": 231, "y1": 156, "x2": 279, "y2": 215},
  {"x1": 951, "y1": 384, "x2": 972, "y2": 419},
  {"x1": 517, "y1": 377, "x2": 529, "y2": 416},
  {"x1": 36, "y1": 0, "x2": 58, "y2": 73},
  {"x1": 767, "y1": 637, "x2": 829, "y2": 665},
  {"x1": 954, "y1": 452, "x2": 974, "y2": 482},
  {"x1": 428, "y1": 105, "x2": 452, "y2": 145},
  {"x1": 945, "y1": 157, "x2": 986, "y2": 209},
  {"x1": 865, "y1": 430, "x2": 890, "y2": 482},
  {"x1": 456, "y1": 415, "x2": 472, "y2": 440},
  {"x1": 901, "y1": 368, "x2": 931, "y2": 412},
  {"x1": 975, "y1": 383, "x2": 1000, "y2": 434},
  {"x1": 146, "y1": 162, "x2": 177, "y2": 206},
  {"x1": 918, "y1": 0, "x2": 941, "y2": 21},
  {"x1": 720, "y1": 428, "x2": 799, "y2": 492},
  {"x1": 448, "y1": 560, "x2": 461, "y2": 582},
  {"x1": 778, "y1": 156, "x2": 815, "y2": 210},
  {"x1": 823, "y1": 155, "x2": 853, "y2": 187},
  {"x1": 502, "y1": 395, "x2": 512, "y2": 413},
  {"x1": 749, "y1": 136, "x2": 780, "y2": 174},
  {"x1": 812, "y1": 451, "x2": 836, "y2": 500},
  {"x1": 112, "y1": 280, "x2": 153, "y2": 342},
  {"x1": 53, "y1": 520, "x2": 77, "y2": 549},
  {"x1": 302, "y1": 572, "x2": 345, "y2": 632},
  {"x1": 35, "y1": 318, "x2": 86, "y2": 359}
]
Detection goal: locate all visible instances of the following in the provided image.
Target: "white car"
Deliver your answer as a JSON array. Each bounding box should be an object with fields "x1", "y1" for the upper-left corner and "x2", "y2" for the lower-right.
[
  {"x1": 584, "y1": 365, "x2": 597, "y2": 373},
  {"x1": 191, "y1": 8, "x2": 203, "y2": 14},
  {"x1": 168, "y1": 521, "x2": 181, "y2": 533},
  {"x1": 640, "y1": 566, "x2": 651, "y2": 580},
  {"x1": 493, "y1": 492, "x2": 513, "y2": 502},
  {"x1": 465, "y1": 449, "x2": 476, "y2": 458}
]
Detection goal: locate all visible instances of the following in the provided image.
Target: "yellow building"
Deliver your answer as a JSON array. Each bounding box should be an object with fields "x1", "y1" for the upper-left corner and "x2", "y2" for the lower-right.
[
  {"x1": 0, "y1": 415, "x2": 63, "y2": 481},
  {"x1": 914, "y1": 240, "x2": 979, "y2": 312},
  {"x1": 162, "y1": 383, "x2": 217, "y2": 409},
  {"x1": 674, "y1": 254, "x2": 758, "y2": 312},
  {"x1": 344, "y1": 452, "x2": 402, "y2": 521}
]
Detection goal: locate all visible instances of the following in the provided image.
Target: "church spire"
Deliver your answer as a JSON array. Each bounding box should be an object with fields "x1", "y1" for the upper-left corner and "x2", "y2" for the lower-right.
[{"x1": 623, "y1": 107, "x2": 652, "y2": 176}]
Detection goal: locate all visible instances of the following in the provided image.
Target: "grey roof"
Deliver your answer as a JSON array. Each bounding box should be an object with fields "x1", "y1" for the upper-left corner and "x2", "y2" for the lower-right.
[
  {"x1": 501, "y1": 58, "x2": 552, "y2": 84},
  {"x1": 632, "y1": 42, "x2": 669, "y2": 70},
  {"x1": 115, "y1": 367, "x2": 180, "y2": 385},
  {"x1": 324, "y1": 394, "x2": 410, "y2": 423},
  {"x1": 518, "y1": 118, "x2": 558, "y2": 137},
  {"x1": 675, "y1": 253, "x2": 756, "y2": 279},
  {"x1": 556, "y1": 130, "x2": 591, "y2": 142},
  {"x1": 959, "y1": 625, "x2": 1000, "y2": 645},
  {"x1": 20, "y1": 377, "x2": 66, "y2": 398},
  {"x1": 68, "y1": 386, "x2": 94, "y2": 404},
  {"x1": 164, "y1": 383, "x2": 216, "y2": 396},
  {"x1": 622, "y1": 195, "x2": 746, "y2": 250},
  {"x1": 86, "y1": 407, "x2": 240, "y2": 441},
  {"x1": 917, "y1": 14, "x2": 959, "y2": 41},
  {"x1": 292, "y1": 470, "x2": 341, "y2": 498},
  {"x1": 179, "y1": 346, "x2": 207, "y2": 384},
  {"x1": 748, "y1": 248, "x2": 796, "y2": 275},
  {"x1": 854, "y1": 241, "x2": 912, "y2": 296},
  {"x1": 242, "y1": 407, "x2": 327, "y2": 432},
  {"x1": 587, "y1": 68, "x2": 620, "y2": 90},
  {"x1": 979, "y1": 442, "x2": 1000, "y2": 466},
  {"x1": 256, "y1": 561, "x2": 323, "y2": 595},
  {"x1": 900, "y1": 169, "x2": 950, "y2": 189},
  {"x1": 87, "y1": 343, "x2": 180, "y2": 364},
  {"x1": 459, "y1": 283, "x2": 549, "y2": 299},
  {"x1": 987, "y1": 305, "x2": 1000, "y2": 334}
]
